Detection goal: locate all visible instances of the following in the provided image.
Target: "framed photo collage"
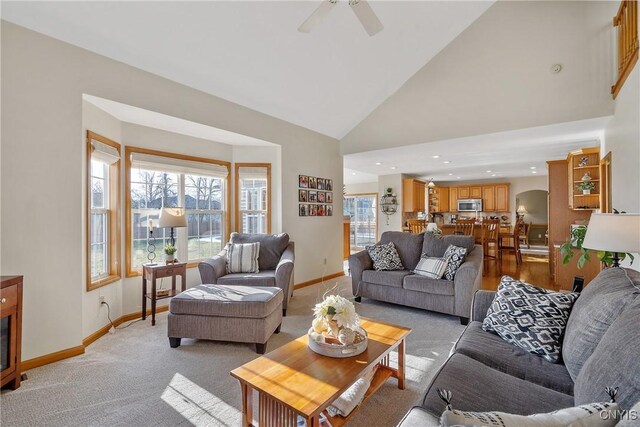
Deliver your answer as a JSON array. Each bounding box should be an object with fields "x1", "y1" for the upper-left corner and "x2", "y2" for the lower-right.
[{"x1": 298, "y1": 175, "x2": 333, "y2": 217}]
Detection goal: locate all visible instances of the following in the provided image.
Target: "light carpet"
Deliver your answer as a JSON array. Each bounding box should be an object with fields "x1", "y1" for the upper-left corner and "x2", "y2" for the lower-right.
[{"x1": 1, "y1": 276, "x2": 464, "y2": 427}]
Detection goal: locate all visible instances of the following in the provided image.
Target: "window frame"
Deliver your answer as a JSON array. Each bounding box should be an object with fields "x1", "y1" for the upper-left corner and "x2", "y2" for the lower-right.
[
  {"x1": 234, "y1": 163, "x2": 271, "y2": 234},
  {"x1": 86, "y1": 131, "x2": 121, "y2": 291},
  {"x1": 125, "y1": 146, "x2": 231, "y2": 277}
]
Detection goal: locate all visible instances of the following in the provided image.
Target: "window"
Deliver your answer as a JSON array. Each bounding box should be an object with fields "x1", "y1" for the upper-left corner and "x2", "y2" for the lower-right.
[
  {"x1": 125, "y1": 147, "x2": 230, "y2": 276},
  {"x1": 86, "y1": 131, "x2": 121, "y2": 291},
  {"x1": 235, "y1": 164, "x2": 271, "y2": 234},
  {"x1": 344, "y1": 194, "x2": 377, "y2": 253}
]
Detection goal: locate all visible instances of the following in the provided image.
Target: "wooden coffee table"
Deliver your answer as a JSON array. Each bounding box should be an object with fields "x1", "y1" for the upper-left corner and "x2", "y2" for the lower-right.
[{"x1": 230, "y1": 318, "x2": 411, "y2": 427}]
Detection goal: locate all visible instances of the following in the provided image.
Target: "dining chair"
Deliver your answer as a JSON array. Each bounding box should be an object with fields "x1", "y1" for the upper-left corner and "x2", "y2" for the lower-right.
[
  {"x1": 407, "y1": 219, "x2": 426, "y2": 234},
  {"x1": 499, "y1": 219, "x2": 524, "y2": 266},
  {"x1": 454, "y1": 219, "x2": 475, "y2": 236},
  {"x1": 481, "y1": 219, "x2": 501, "y2": 275},
  {"x1": 519, "y1": 222, "x2": 531, "y2": 249}
]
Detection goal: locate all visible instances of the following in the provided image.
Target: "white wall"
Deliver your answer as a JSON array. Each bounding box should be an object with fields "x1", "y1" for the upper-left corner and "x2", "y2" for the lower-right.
[
  {"x1": 377, "y1": 174, "x2": 403, "y2": 239},
  {"x1": 341, "y1": 1, "x2": 615, "y2": 154},
  {"x1": 345, "y1": 182, "x2": 378, "y2": 195},
  {"x1": 2, "y1": 22, "x2": 342, "y2": 360}
]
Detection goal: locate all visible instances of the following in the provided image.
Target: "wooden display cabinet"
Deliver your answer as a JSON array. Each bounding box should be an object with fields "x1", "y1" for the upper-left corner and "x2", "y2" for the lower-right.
[
  {"x1": 428, "y1": 186, "x2": 449, "y2": 213},
  {"x1": 568, "y1": 147, "x2": 600, "y2": 211}
]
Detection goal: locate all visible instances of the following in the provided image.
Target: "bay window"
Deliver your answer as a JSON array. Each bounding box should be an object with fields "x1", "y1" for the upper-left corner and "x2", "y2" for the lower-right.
[
  {"x1": 125, "y1": 147, "x2": 230, "y2": 276},
  {"x1": 86, "y1": 131, "x2": 121, "y2": 291}
]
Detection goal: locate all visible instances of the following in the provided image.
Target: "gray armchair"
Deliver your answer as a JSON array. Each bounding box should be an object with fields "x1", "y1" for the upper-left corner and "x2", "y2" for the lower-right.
[{"x1": 198, "y1": 232, "x2": 295, "y2": 316}]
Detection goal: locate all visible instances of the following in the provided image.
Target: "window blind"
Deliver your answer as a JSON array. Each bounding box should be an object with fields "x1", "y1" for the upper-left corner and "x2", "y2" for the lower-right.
[
  {"x1": 91, "y1": 139, "x2": 120, "y2": 165},
  {"x1": 238, "y1": 166, "x2": 268, "y2": 180},
  {"x1": 130, "y1": 152, "x2": 229, "y2": 178}
]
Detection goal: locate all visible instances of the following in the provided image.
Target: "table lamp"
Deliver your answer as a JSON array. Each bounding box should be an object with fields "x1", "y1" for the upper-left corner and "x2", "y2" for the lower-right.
[
  {"x1": 582, "y1": 213, "x2": 640, "y2": 267},
  {"x1": 158, "y1": 207, "x2": 187, "y2": 247}
]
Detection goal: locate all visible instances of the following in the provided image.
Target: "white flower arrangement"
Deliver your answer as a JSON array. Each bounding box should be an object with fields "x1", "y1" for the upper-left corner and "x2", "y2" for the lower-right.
[{"x1": 313, "y1": 294, "x2": 359, "y2": 330}]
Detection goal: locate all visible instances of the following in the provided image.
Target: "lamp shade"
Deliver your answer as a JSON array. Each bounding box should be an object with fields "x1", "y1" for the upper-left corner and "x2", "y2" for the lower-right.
[
  {"x1": 517, "y1": 205, "x2": 528, "y2": 214},
  {"x1": 582, "y1": 213, "x2": 640, "y2": 253},
  {"x1": 158, "y1": 207, "x2": 187, "y2": 228}
]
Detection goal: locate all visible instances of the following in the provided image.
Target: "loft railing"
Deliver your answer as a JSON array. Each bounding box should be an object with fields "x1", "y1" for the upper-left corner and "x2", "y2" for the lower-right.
[{"x1": 612, "y1": 0, "x2": 639, "y2": 98}]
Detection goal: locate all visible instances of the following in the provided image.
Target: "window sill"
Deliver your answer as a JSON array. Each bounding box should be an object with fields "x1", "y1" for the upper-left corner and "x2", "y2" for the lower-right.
[{"x1": 87, "y1": 274, "x2": 121, "y2": 291}]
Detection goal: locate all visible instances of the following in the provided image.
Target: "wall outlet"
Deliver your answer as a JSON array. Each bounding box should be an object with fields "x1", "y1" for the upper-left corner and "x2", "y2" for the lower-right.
[
  {"x1": 323, "y1": 258, "x2": 327, "y2": 265},
  {"x1": 99, "y1": 295, "x2": 105, "y2": 305}
]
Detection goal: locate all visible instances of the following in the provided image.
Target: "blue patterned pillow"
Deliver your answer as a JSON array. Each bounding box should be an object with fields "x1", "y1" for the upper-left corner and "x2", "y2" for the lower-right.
[
  {"x1": 442, "y1": 245, "x2": 467, "y2": 280},
  {"x1": 482, "y1": 276, "x2": 579, "y2": 363}
]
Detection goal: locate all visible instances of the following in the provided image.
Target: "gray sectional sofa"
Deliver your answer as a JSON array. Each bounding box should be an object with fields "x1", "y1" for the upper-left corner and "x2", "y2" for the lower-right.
[
  {"x1": 348, "y1": 231, "x2": 483, "y2": 324},
  {"x1": 398, "y1": 267, "x2": 640, "y2": 426}
]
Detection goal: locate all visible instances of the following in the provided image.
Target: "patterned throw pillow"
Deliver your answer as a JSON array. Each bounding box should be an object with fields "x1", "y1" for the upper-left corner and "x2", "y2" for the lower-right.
[
  {"x1": 414, "y1": 256, "x2": 449, "y2": 279},
  {"x1": 226, "y1": 242, "x2": 260, "y2": 273},
  {"x1": 442, "y1": 245, "x2": 467, "y2": 280},
  {"x1": 366, "y1": 242, "x2": 404, "y2": 271},
  {"x1": 482, "y1": 276, "x2": 579, "y2": 363}
]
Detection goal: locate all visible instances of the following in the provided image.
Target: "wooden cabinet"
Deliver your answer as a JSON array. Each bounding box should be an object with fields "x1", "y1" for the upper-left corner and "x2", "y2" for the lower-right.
[
  {"x1": 402, "y1": 178, "x2": 426, "y2": 212},
  {"x1": 1, "y1": 276, "x2": 23, "y2": 390},
  {"x1": 553, "y1": 244, "x2": 601, "y2": 291},
  {"x1": 495, "y1": 184, "x2": 509, "y2": 212},
  {"x1": 458, "y1": 187, "x2": 470, "y2": 199},
  {"x1": 428, "y1": 186, "x2": 449, "y2": 213},
  {"x1": 469, "y1": 186, "x2": 482, "y2": 199},
  {"x1": 449, "y1": 187, "x2": 459, "y2": 212},
  {"x1": 567, "y1": 147, "x2": 600, "y2": 211},
  {"x1": 482, "y1": 186, "x2": 495, "y2": 211}
]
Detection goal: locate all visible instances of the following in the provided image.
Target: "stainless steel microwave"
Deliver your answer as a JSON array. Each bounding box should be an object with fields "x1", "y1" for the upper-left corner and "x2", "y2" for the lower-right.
[{"x1": 457, "y1": 199, "x2": 483, "y2": 212}]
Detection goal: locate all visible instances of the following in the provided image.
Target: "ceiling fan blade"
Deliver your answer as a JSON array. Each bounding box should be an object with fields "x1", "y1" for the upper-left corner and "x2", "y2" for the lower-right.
[
  {"x1": 350, "y1": 0, "x2": 384, "y2": 36},
  {"x1": 298, "y1": 1, "x2": 337, "y2": 33}
]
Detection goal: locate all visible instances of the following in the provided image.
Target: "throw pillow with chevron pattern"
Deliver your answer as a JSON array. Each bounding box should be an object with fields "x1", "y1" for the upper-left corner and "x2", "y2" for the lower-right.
[{"x1": 482, "y1": 276, "x2": 579, "y2": 363}]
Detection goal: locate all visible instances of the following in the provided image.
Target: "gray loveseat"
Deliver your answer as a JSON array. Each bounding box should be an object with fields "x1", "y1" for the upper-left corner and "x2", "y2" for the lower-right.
[
  {"x1": 348, "y1": 232, "x2": 483, "y2": 324},
  {"x1": 198, "y1": 232, "x2": 295, "y2": 315},
  {"x1": 399, "y1": 267, "x2": 640, "y2": 426}
]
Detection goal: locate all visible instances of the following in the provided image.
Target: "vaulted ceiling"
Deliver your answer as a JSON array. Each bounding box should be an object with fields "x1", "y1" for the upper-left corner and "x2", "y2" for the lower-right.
[{"x1": 2, "y1": 0, "x2": 493, "y2": 139}]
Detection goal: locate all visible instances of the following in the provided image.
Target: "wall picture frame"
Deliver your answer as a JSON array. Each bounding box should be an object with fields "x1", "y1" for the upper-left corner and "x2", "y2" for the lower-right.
[
  {"x1": 326, "y1": 205, "x2": 333, "y2": 216},
  {"x1": 318, "y1": 191, "x2": 325, "y2": 203},
  {"x1": 299, "y1": 175, "x2": 308, "y2": 188},
  {"x1": 308, "y1": 177, "x2": 317, "y2": 189},
  {"x1": 299, "y1": 189, "x2": 308, "y2": 202},
  {"x1": 326, "y1": 192, "x2": 333, "y2": 203},
  {"x1": 309, "y1": 204, "x2": 318, "y2": 216},
  {"x1": 318, "y1": 205, "x2": 325, "y2": 216},
  {"x1": 308, "y1": 190, "x2": 317, "y2": 203},
  {"x1": 317, "y1": 178, "x2": 325, "y2": 190},
  {"x1": 299, "y1": 204, "x2": 308, "y2": 216},
  {"x1": 326, "y1": 179, "x2": 333, "y2": 191}
]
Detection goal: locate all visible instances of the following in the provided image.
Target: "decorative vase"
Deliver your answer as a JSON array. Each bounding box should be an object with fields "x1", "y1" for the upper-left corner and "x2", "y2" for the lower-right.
[
  {"x1": 583, "y1": 189, "x2": 591, "y2": 195},
  {"x1": 165, "y1": 254, "x2": 175, "y2": 262}
]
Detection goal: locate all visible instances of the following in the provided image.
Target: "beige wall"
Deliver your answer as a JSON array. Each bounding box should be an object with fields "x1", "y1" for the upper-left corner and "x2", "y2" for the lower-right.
[
  {"x1": 515, "y1": 190, "x2": 548, "y2": 225},
  {"x1": 341, "y1": 1, "x2": 616, "y2": 155},
  {"x1": 377, "y1": 174, "x2": 404, "y2": 239},
  {"x1": 345, "y1": 182, "x2": 378, "y2": 195},
  {"x1": 2, "y1": 22, "x2": 342, "y2": 360}
]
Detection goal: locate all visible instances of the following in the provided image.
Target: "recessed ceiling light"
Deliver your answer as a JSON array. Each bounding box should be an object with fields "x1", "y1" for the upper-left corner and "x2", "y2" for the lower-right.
[
  {"x1": 532, "y1": 171, "x2": 537, "y2": 174},
  {"x1": 448, "y1": 173, "x2": 453, "y2": 176},
  {"x1": 486, "y1": 170, "x2": 492, "y2": 173},
  {"x1": 351, "y1": 172, "x2": 356, "y2": 176},
  {"x1": 530, "y1": 166, "x2": 537, "y2": 170},
  {"x1": 390, "y1": 166, "x2": 397, "y2": 170},
  {"x1": 432, "y1": 155, "x2": 440, "y2": 159},
  {"x1": 491, "y1": 174, "x2": 496, "y2": 177},
  {"x1": 456, "y1": 176, "x2": 461, "y2": 179},
  {"x1": 443, "y1": 160, "x2": 451, "y2": 164},
  {"x1": 375, "y1": 162, "x2": 382, "y2": 166}
]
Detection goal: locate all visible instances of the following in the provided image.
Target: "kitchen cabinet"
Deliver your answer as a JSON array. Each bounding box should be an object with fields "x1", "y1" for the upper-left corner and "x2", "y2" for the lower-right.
[
  {"x1": 458, "y1": 187, "x2": 470, "y2": 199},
  {"x1": 469, "y1": 186, "x2": 482, "y2": 198},
  {"x1": 449, "y1": 187, "x2": 458, "y2": 212},
  {"x1": 482, "y1": 186, "x2": 496, "y2": 212},
  {"x1": 403, "y1": 178, "x2": 426, "y2": 212},
  {"x1": 428, "y1": 186, "x2": 449, "y2": 213},
  {"x1": 495, "y1": 184, "x2": 509, "y2": 212}
]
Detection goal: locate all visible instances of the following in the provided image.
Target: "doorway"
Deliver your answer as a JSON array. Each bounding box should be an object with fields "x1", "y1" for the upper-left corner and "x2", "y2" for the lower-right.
[{"x1": 344, "y1": 194, "x2": 377, "y2": 253}]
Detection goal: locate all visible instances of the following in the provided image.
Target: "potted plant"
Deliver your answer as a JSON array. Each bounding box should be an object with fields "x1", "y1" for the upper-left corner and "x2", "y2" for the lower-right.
[
  {"x1": 576, "y1": 181, "x2": 596, "y2": 195},
  {"x1": 560, "y1": 225, "x2": 635, "y2": 268},
  {"x1": 164, "y1": 244, "x2": 177, "y2": 262}
]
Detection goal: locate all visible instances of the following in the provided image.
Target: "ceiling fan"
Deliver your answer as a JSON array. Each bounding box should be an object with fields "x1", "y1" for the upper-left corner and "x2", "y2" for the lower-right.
[{"x1": 298, "y1": 0, "x2": 384, "y2": 37}]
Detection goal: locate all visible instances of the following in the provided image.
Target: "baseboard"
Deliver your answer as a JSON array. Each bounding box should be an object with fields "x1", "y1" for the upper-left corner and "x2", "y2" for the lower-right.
[
  {"x1": 25, "y1": 305, "x2": 170, "y2": 370},
  {"x1": 294, "y1": 271, "x2": 345, "y2": 290},
  {"x1": 22, "y1": 345, "x2": 85, "y2": 371}
]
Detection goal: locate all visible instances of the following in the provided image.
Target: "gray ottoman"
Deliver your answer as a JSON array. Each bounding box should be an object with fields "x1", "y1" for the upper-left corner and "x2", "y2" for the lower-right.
[{"x1": 168, "y1": 284, "x2": 283, "y2": 354}]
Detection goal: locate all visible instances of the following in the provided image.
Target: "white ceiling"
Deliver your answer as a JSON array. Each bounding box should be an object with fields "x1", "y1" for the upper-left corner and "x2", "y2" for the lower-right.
[
  {"x1": 343, "y1": 117, "x2": 611, "y2": 184},
  {"x1": 2, "y1": 1, "x2": 494, "y2": 139},
  {"x1": 83, "y1": 94, "x2": 276, "y2": 146}
]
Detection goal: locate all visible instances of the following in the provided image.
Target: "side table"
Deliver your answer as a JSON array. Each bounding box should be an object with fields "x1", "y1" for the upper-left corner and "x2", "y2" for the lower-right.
[{"x1": 142, "y1": 262, "x2": 187, "y2": 326}]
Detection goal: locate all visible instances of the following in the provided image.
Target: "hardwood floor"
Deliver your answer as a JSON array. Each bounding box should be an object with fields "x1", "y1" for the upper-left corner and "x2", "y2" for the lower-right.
[{"x1": 481, "y1": 251, "x2": 556, "y2": 291}]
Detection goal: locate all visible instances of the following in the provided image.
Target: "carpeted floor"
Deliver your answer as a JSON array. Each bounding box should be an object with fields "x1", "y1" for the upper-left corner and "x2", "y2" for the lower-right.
[{"x1": 1, "y1": 276, "x2": 464, "y2": 427}]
